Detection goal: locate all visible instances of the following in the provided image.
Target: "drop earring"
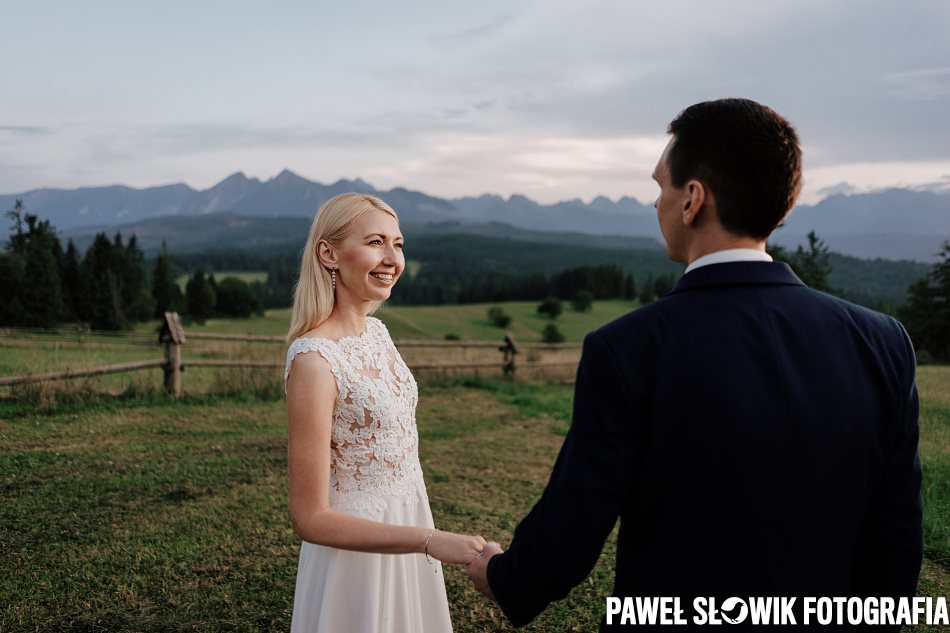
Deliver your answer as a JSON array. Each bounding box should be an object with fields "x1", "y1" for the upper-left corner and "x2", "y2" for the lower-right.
[{"x1": 331, "y1": 268, "x2": 337, "y2": 290}]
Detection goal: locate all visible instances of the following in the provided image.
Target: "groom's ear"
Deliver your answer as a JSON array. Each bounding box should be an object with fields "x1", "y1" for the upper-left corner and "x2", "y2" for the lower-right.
[{"x1": 682, "y1": 180, "x2": 707, "y2": 226}]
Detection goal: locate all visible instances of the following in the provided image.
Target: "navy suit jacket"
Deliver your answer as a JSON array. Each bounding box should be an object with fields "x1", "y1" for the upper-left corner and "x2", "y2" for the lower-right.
[{"x1": 486, "y1": 262, "x2": 923, "y2": 630}]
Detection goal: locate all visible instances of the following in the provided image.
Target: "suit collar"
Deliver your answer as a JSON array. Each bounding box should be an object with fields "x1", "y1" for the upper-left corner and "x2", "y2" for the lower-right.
[{"x1": 670, "y1": 261, "x2": 805, "y2": 294}]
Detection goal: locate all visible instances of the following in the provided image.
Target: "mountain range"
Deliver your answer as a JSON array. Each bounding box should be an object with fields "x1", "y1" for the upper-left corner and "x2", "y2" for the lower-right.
[{"x1": 2, "y1": 170, "x2": 948, "y2": 261}]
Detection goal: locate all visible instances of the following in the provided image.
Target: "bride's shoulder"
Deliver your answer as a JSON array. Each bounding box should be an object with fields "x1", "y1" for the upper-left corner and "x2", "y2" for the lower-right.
[{"x1": 368, "y1": 315, "x2": 388, "y2": 331}]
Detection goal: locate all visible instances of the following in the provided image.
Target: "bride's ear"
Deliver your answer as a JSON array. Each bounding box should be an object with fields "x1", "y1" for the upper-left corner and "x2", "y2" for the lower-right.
[{"x1": 317, "y1": 240, "x2": 337, "y2": 270}]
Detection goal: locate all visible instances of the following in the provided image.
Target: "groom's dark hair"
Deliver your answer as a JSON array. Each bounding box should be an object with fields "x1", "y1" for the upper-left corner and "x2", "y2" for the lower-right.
[{"x1": 667, "y1": 98, "x2": 802, "y2": 239}]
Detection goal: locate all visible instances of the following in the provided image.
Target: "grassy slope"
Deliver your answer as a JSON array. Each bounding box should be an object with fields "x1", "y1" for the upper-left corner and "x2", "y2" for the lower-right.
[{"x1": 1, "y1": 369, "x2": 948, "y2": 631}]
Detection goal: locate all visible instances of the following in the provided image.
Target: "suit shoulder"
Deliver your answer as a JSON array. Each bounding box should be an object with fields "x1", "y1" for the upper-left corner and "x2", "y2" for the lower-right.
[
  {"x1": 592, "y1": 298, "x2": 674, "y2": 344},
  {"x1": 811, "y1": 290, "x2": 908, "y2": 338}
]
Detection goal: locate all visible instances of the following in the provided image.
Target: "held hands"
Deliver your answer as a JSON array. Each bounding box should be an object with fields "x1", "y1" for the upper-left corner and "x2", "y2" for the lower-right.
[
  {"x1": 422, "y1": 529, "x2": 505, "y2": 602},
  {"x1": 466, "y1": 541, "x2": 504, "y2": 601},
  {"x1": 425, "y1": 530, "x2": 488, "y2": 566}
]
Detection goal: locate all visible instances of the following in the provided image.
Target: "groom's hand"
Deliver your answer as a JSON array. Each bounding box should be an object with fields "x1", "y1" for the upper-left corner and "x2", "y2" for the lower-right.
[{"x1": 466, "y1": 541, "x2": 503, "y2": 600}]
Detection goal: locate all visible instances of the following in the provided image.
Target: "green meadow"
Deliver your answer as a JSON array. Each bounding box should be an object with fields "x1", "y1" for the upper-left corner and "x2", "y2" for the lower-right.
[
  {"x1": 1, "y1": 305, "x2": 948, "y2": 631},
  {"x1": 133, "y1": 299, "x2": 639, "y2": 342},
  {"x1": 1, "y1": 370, "x2": 948, "y2": 632}
]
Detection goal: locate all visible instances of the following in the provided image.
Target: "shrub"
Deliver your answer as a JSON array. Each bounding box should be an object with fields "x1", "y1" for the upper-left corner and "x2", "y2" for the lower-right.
[
  {"x1": 541, "y1": 324, "x2": 565, "y2": 343},
  {"x1": 487, "y1": 306, "x2": 512, "y2": 328},
  {"x1": 537, "y1": 297, "x2": 562, "y2": 319},
  {"x1": 571, "y1": 290, "x2": 593, "y2": 312}
]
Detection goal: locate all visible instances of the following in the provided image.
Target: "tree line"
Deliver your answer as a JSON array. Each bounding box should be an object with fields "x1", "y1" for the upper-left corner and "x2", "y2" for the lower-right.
[
  {"x1": 3, "y1": 200, "x2": 948, "y2": 362},
  {"x1": 1, "y1": 201, "x2": 263, "y2": 330}
]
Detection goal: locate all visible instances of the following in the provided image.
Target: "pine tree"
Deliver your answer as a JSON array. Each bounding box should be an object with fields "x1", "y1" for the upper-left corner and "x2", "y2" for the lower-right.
[
  {"x1": 0, "y1": 251, "x2": 26, "y2": 325},
  {"x1": 152, "y1": 241, "x2": 184, "y2": 318},
  {"x1": 624, "y1": 274, "x2": 637, "y2": 300},
  {"x1": 60, "y1": 239, "x2": 83, "y2": 322},
  {"x1": 638, "y1": 275, "x2": 655, "y2": 305},
  {"x1": 121, "y1": 235, "x2": 154, "y2": 321},
  {"x1": 768, "y1": 232, "x2": 833, "y2": 293},
  {"x1": 82, "y1": 233, "x2": 130, "y2": 330},
  {"x1": 899, "y1": 241, "x2": 950, "y2": 361},
  {"x1": 794, "y1": 231, "x2": 833, "y2": 292},
  {"x1": 186, "y1": 269, "x2": 216, "y2": 323},
  {"x1": 6, "y1": 204, "x2": 65, "y2": 327}
]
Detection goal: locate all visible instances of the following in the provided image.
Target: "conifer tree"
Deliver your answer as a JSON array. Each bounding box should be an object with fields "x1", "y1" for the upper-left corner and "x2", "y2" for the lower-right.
[
  {"x1": 0, "y1": 250, "x2": 26, "y2": 325},
  {"x1": 5, "y1": 202, "x2": 65, "y2": 327},
  {"x1": 60, "y1": 239, "x2": 83, "y2": 322},
  {"x1": 624, "y1": 274, "x2": 637, "y2": 300},
  {"x1": 186, "y1": 269, "x2": 216, "y2": 322},
  {"x1": 82, "y1": 233, "x2": 130, "y2": 330},
  {"x1": 121, "y1": 234, "x2": 154, "y2": 321},
  {"x1": 899, "y1": 241, "x2": 950, "y2": 361},
  {"x1": 152, "y1": 241, "x2": 184, "y2": 318}
]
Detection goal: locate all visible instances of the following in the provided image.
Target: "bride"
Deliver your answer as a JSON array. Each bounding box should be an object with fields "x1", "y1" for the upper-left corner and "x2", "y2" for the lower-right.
[{"x1": 283, "y1": 193, "x2": 485, "y2": 632}]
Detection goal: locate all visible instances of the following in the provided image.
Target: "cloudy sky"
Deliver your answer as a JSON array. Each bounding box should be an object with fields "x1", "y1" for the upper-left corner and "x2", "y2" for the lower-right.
[{"x1": 1, "y1": 0, "x2": 948, "y2": 204}]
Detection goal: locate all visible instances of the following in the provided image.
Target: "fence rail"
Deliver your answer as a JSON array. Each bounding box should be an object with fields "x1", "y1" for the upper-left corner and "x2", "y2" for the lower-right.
[{"x1": 1, "y1": 313, "x2": 583, "y2": 397}]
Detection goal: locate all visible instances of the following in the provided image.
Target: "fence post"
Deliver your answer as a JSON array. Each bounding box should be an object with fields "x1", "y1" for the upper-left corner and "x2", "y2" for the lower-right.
[
  {"x1": 500, "y1": 333, "x2": 519, "y2": 379},
  {"x1": 77, "y1": 322, "x2": 90, "y2": 347},
  {"x1": 159, "y1": 312, "x2": 186, "y2": 398}
]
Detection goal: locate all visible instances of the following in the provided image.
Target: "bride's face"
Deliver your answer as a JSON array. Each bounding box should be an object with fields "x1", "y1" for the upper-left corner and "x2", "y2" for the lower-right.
[{"x1": 331, "y1": 209, "x2": 405, "y2": 303}]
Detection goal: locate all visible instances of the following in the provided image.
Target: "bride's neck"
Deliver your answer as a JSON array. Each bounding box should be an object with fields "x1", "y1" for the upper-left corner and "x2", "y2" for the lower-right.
[{"x1": 327, "y1": 299, "x2": 370, "y2": 337}]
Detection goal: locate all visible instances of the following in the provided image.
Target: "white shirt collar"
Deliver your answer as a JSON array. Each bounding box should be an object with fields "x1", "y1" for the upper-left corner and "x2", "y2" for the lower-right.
[{"x1": 684, "y1": 248, "x2": 773, "y2": 274}]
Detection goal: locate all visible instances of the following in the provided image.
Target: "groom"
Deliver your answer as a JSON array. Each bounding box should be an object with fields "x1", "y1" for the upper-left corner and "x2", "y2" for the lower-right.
[{"x1": 467, "y1": 98, "x2": 923, "y2": 629}]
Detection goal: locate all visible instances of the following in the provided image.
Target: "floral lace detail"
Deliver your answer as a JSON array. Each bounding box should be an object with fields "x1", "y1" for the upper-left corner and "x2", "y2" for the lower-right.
[{"x1": 284, "y1": 317, "x2": 423, "y2": 518}]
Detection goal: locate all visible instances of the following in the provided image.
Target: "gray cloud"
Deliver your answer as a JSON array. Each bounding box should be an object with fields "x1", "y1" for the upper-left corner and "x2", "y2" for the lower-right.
[
  {"x1": 0, "y1": 125, "x2": 49, "y2": 135},
  {"x1": 883, "y1": 67, "x2": 950, "y2": 101},
  {"x1": 428, "y1": 12, "x2": 517, "y2": 45}
]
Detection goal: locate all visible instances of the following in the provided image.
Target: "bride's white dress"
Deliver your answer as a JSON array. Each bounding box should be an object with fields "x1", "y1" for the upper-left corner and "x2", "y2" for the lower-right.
[{"x1": 284, "y1": 316, "x2": 453, "y2": 632}]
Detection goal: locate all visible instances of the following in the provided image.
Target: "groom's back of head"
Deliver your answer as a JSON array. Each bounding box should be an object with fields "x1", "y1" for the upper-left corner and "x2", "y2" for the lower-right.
[{"x1": 667, "y1": 98, "x2": 803, "y2": 239}]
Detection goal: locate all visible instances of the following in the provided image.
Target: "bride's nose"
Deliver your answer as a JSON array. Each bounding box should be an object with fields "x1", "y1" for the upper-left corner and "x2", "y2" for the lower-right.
[{"x1": 382, "y1": 246, "x2": 401, "y2": 264}]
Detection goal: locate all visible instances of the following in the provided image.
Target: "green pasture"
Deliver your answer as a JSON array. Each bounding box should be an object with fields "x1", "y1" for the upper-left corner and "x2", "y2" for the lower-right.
[
  {"x1": 1, "y1": 299, "x2": 628, "y2": 397},
  {"x1": 127, "y1": 299, "x2": 638, "y2": 342},
  {"x1": 0, "y1": 368, "x2": 948, "y2": 631}
]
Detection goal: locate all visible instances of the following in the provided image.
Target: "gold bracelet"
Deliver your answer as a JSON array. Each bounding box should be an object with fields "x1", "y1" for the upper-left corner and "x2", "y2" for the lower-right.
[{"x1": 424, "y1": 528, "x2": 437, "y2": 565}]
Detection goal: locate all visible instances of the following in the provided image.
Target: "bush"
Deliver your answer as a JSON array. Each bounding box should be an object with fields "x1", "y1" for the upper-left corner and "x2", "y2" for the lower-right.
[
  {"x1": 487, "y1": 306, "x2": 512, "y2": 328},
  {"x1": 537, "y1": 297, "x2": 562, "y2": 319},
  {"x1": 571, "y1": 290, "x2": 593, "y2": 312},
  {"x1": 444, "y1": 333, "x2": 461, "y2": 341},
  {"x1": 216, "y1": 277, "x2": 264, "y2": 318},
  {"x1": 541, "y1": 324, "x2": 565, "y2": 343}
]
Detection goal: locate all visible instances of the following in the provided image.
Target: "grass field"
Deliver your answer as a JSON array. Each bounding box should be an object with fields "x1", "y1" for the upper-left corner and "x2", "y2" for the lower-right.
[
  {"x1": 133, "y1": 299, "x2": 636, "y2": 342},
  {"x1": 1, "y1": 368, "x2": 948, "y2": 631},
  {"x1": 0, "y1": 300, "x2": 632, "y2": 397},
  {"x1": 129, "y1": 300, "x2": 639, "y2": 342}
]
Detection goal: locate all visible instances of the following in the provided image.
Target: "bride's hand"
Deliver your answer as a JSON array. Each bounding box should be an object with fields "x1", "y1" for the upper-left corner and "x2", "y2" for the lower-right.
[{"x1": 425, "y1": 530, "x2": 487, "y2": 565}]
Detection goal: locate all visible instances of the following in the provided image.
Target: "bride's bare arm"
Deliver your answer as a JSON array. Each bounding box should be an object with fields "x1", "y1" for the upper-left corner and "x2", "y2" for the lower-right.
[{"x1": 286, "y1": 350, "x2": 485, "y2": 564}]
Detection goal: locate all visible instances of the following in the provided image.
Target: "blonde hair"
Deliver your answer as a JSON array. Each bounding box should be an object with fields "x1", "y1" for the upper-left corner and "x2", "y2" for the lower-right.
[{"x1": 286, "y1": 193, "x2": 399, "y2": 342}]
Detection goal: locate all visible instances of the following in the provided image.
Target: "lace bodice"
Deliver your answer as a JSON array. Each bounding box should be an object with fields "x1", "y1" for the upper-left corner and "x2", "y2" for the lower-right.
[{"x1": 284, "y1": 317, "x2": 424, "y2": 517}]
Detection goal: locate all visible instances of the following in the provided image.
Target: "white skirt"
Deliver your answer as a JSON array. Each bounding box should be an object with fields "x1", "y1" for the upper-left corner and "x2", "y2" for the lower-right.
[{"x1": 290, "y1": 482, "x2": 453, "y2": 633}]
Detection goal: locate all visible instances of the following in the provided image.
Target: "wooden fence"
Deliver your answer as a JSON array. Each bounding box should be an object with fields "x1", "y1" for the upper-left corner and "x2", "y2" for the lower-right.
[{"x1": 0, "y1": 313, "x2": 582, "y2": 398}]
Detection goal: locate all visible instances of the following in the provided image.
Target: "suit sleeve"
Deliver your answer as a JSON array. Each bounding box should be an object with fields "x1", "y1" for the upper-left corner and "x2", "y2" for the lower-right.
[
  {"x1": 487, "y1": 330, "x2": 639, "y2": 626},
  {"x1": 851, "y1": 320, "x2": 923, "y2": 598}
]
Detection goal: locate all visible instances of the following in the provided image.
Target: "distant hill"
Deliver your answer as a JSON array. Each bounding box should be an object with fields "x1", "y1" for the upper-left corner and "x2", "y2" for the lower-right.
[
  {"x1": 772, "y1": 189, "x2": 950, "y2": 262},
  {"x1": 58, "y1": 212, "x2": 666, "y2": 257},
  {"x1": 3, "y1": 173, "x2": 948, "y2": 261}
]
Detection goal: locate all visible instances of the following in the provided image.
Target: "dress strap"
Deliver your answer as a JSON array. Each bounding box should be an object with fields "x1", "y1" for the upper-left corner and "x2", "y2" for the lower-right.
[{"x1": 284, "y1": 338, "x2": 345, "y2": 397}]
